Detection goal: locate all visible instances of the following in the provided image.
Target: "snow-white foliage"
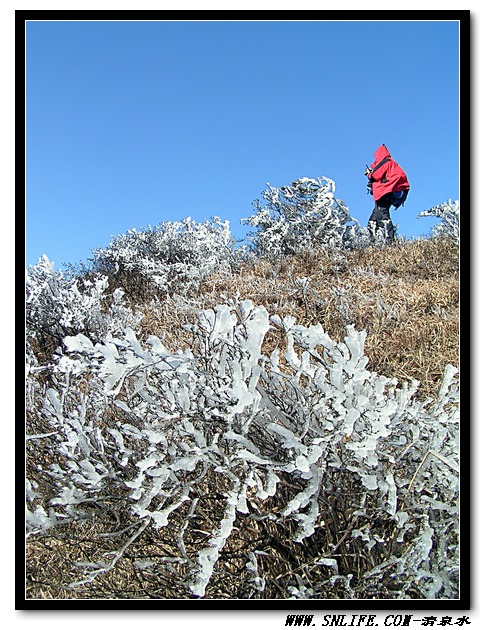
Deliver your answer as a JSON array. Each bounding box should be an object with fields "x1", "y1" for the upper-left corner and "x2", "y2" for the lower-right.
[
  {"x1": 26, "y1": 255, "x2": 141, "y2": 353},
  {"x1": 418, "y1": 200, "x2": 459, "y2": 244},
  {"x1": 243, "y1": 177, "x2": 371, "y2": 258},
  {"x1": 26, "y1": 299, "x2": 459, "y2": 599},
  {"x1": 90, "y1": 217, "x2": 245, "y2": 295}
]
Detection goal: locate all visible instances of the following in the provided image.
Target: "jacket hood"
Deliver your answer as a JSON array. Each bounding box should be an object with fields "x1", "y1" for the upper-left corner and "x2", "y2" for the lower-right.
[{"x1": 374, "y1": 145, "x2": 391, "y2": 162}]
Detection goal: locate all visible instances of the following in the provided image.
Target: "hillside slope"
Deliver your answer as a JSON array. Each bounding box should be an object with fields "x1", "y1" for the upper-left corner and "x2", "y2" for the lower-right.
[
  {"x1": 137, "y1": 237, "x2": 459, "y2": 399},
  {"x1": 25, "y1": 233, "x2": 460, "y2": 601}
]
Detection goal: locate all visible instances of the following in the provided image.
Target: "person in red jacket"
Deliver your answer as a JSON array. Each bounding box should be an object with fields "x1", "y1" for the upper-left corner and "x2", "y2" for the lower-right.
[{"x1": 364, "y1": 144, "x2": 410, "y2": 244}]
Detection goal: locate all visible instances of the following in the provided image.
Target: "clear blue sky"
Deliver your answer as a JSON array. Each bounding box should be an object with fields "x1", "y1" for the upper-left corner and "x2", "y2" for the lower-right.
[{"x1": 25, "y1": 18, "x2": 460, "y2": 270}]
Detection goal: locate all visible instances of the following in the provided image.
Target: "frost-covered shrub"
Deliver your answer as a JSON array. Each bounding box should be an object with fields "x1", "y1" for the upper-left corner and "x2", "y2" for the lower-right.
[
  {"x1": 89, "y1": 217, "x2": 245, "y2": 300},
  {"x1": 26, "y1": 255, "x2": 141, "y2": 361},
  {"x1": 26, "y1": 299, "x2": 459, "y2": 599},
  {"x1": 418, "y1": 200, "x2": 459, "y2": 244},
  {"x1": 243, "y1": 177, "x2": 370, "y2": 258}
]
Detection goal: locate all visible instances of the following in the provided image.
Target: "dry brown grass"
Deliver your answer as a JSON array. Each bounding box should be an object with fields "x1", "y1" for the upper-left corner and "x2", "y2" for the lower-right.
[
  {"x1": 25, "y1": 470, "x2": 390, "y2": 600},
  {"x1": 137, "y1": 237, "x2": 459, "y2": 399}
]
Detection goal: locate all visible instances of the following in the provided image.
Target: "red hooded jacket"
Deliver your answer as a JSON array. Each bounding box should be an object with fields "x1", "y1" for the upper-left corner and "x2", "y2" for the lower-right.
[{"x1": 367, "y1": 145, "x2": 410, "y2": 201}]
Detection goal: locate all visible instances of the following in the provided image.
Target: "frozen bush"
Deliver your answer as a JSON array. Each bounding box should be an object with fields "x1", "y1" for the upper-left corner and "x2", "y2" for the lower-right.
[
  {"x1": 26, "y1": 299, "x2": 459, "y2": 599},
  {"x1": 26, "y1": 255, "x2": 141, "y2": 361},
  {"x1": 418, "y1": 200, "x2": 459, "y2": 244},
  {"x1": 242, "y1": 177, "x2": 370, "y2": 258},
  {"x1": 89, "y1": 217, "x2": 246, "y2": 299}
]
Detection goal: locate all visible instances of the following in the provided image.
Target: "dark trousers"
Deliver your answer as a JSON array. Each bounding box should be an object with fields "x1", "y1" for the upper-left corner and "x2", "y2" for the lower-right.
[{"x1": 368, "y1": 193, "x2": 394, "y2": 243}]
